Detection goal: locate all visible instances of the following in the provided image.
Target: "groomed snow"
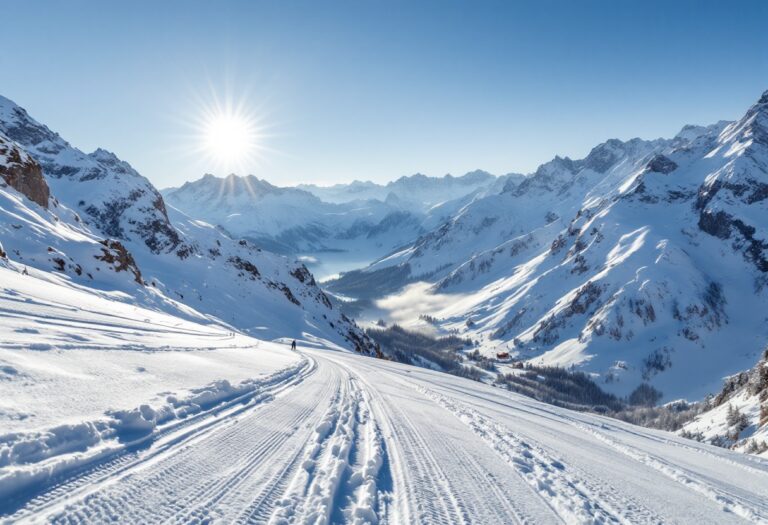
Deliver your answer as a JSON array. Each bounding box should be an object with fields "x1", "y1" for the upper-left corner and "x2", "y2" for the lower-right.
[
  {"x1": 0, "y1": 265, "x2": 304, "y2": 506},
  {"x1": 1, "y1": 268, "x2": 767, "y2": 524}
]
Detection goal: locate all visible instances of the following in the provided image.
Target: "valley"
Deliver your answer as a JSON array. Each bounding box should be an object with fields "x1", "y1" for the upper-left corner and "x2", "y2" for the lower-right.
[
  {"x1": 3, "y1": 3, "x2": 768, "y2": 522},
  {"x1": 155, "y1": 91, "x2": 768, "y2": 458},
  {"x1": 166, "y1": 91, "x2": 768, "y2": 408}
]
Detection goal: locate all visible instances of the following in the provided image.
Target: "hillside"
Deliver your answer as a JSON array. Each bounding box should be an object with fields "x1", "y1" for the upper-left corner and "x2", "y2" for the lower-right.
[
  {"x1": 2, "y1": 280, "x2": 766, "y2": 523},
  {"x1": 0, "y1": 95, "x2": 374, "y2": 353},
  {"x1": 328, "y1": 91, "x2": 768, "y2": 402}
]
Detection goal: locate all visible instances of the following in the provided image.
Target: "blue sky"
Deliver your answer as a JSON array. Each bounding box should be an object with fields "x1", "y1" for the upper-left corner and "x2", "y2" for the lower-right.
[{"x1": 2, "y1": 1, "x2": 767, "y2": 188}]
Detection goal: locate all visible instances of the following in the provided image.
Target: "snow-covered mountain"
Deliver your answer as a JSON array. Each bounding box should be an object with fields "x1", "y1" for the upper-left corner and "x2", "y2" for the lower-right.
[
  {"x1": 329, "y1": 91, "x2": 768, "y2": 402},
  {"x1": 161, "y1": 172, "x2": 499, "y2": 282},
  {"x1": 297, "y1": 169, "x2": 505, "y2": 209},
  {"x1": 162, "y1": 173, "x2": 426, "y2": 256},
  {"x1": 0, "y1": 95, "x2": 375, "y2": 353}
]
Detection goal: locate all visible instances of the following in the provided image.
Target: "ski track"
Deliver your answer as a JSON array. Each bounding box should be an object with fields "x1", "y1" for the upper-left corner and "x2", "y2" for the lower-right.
[
  {"x1": 2, "y1": 357, "x2": 320, "y2": 524},
  {"x1": 330, "y1": 357, "x2": 563, "y2": 525},
  {"x1": 4, "y1": 351, "x2": 768, "y2": 524},
  {"x1": 416, "y1": 385, "x2": 664, "y2": 525},
  {"x1": 433, "y1": 378, "x2": 768, "y2": 524},
  {"x1": 563, "y1": 417, "x2": 768, "y2": 523}
]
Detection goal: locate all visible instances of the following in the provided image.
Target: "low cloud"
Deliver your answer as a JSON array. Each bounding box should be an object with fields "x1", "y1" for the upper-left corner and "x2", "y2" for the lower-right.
[{"x1": 375, "y1": 282, "x2": 465, "y2": 332}]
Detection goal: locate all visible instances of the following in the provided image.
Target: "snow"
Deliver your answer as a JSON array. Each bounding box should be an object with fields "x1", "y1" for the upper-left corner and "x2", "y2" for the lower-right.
[
  {"x1": 0, "y1": 227, "x2": 766, "y2": 523},
  {"x1": 3, "y1": 320, "x2": 767, "y2": 523},
  {"x1": 333, "y1": 91, "x2": 768, "y2": 402},
  {"x1": 0, "y1": 263, "x2": 308, "y2": 502},
  {"x1": 681, "y1": 354, "x2": 768, "y2": 455},
  {"x1": 296, "y1": 170, "x2": 497, "y2": 209},
  {"x1": 2, "y1": 86, "x2": 768, "y2": 523},
  {"x1": 161, "y1": 172, "x2": 495, "y2": 274},
  {"x1": 162, "y1": 173, "x2": 425, "y2": 259}
]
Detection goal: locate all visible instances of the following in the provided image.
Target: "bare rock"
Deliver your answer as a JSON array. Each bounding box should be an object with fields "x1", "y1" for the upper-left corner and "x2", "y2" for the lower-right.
[
  {"x1": 0, "y1": 133, "x2": 49, "y2": 208},
  {"x1": 95, "y1": 239, "x2": 144, "y2": 284}
]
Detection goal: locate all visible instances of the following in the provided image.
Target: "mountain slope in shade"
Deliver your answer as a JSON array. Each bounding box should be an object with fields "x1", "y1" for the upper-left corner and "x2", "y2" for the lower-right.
[
  {"x1": 0, "y1": 95, "x2": 374, "y2": 353},
  {"x1": 331, "y1": 91, "x2": 768, "y2": 401}
]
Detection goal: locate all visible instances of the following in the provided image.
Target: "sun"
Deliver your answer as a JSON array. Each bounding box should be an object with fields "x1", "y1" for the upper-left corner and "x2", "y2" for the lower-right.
[
  {"x1": 182, "y1": 88, "x2": 271, "y2": 174},
  {"x1": 203, "y1": 112, "x2": 255, "y2": 163}
]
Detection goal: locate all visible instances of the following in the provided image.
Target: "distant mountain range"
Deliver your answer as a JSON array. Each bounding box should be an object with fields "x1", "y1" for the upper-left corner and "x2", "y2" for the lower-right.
[
  {"x1": 296, "y1": 170, "x2": 516, "y2": 207},
  {"x1": 162, "y1": 171, "x2": 509, "y2": 257}
]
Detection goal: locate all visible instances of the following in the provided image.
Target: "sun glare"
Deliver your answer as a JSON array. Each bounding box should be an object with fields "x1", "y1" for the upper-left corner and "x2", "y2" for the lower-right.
[
  {"x1": 204, "y1": 113, "x2": 254, "y2": 163},
  {"x1": 184, "y1": 88, "x2": 271, "y2": 174}
]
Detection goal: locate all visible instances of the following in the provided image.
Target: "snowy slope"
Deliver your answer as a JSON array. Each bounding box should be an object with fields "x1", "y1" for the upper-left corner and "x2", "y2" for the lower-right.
[
  {"x1": 0, "y1": 263, "x2": 306, "y2": 505},
  {"x1": 681, "y1": 350, "x2": 768, "y2": 455},
  {"x1": 0, "y1": 95, "x2": 374, "y2": 353},
  {"x1": 330, "y1": 91, "x2": 768, "y2": 402},
  {"x1": 2, "y1": 324, "x2": 767, "y2": 523}
]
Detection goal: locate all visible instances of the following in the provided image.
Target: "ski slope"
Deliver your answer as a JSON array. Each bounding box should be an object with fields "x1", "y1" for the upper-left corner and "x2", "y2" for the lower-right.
[
  {"x1": 3, "y1": 346, "x2": 768, "y2": 524},
  {"x1": 1, "y1": 245, "x2": 766, "y2": 524}
]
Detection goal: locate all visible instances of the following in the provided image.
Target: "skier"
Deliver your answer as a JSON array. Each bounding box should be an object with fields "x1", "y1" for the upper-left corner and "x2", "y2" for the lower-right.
[{"x1": 291, "y1": 339, "x2": 297, "y2": 351}]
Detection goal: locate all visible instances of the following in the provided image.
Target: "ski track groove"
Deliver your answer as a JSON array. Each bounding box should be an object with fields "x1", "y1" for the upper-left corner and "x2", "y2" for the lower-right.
[
  {"x1": 562, "y1": 417, "x2": 768, "y2": 524},
  {"x1": 432, "y1": 377, "x2": 768, "y2": 481},
  {"x1": 373, "y1": 386, "x2": 524, "y2": 523},
  {"x1": 419, "y1": 418, "x2": 532, "y2": 525},
  {"x1": 468, "y1": 382, "x2": 768, "y2": 478},
  {"x1": 55, "y1": 370, "x2": 337, "y2": 524},
  {"x1": 417, "y1": 384, "x2": 672, "y2": 525},
  {"x1": 326, "y1": 367, "x2": 398, "y2": 525},
  {"x1": 267, "y1": 371, "x2": 385, "y2": 525},
  {"x1": 330, "y1": 355, "x2": 558, "y2": 525},
  {"x1": 344, "y1": 372, "x2": 464, "y2": 524},
  {"x1": 335, "y1": 386, "x2": 387, "y2": 525},
  {"x1": 2, "y1": 357, "x2": 322, "y2": 524},
  {"x1": 374, "y1": 368, "x2": 573, "y2": 524},
  {"x1": 6, "y1": 352, "x2": 768, "y2": 525},
  {"x1": 579, "y1": 416, "x2": 768, "y2": 479}
]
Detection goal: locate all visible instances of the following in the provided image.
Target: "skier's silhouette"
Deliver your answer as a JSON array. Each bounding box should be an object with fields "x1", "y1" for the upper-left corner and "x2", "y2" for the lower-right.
[{"x1": 291, "y1": 340, "x2": 297, "y2": 351}]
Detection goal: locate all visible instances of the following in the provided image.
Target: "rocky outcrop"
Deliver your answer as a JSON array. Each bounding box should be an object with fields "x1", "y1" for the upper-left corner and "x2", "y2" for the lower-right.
[
  {"x1": 95, "y1": 240, "x2": 144, "y2": 284},
  {"x1": 645, "y1": 154, "x2": 678, "y2": 174},
  {"x1": 0, "y1": 133, "x2": 49, "y2": 208},
  {"x1": 698, "y1": 210, "x2": 768, "y2": 272},
  {"x1": 290, "y1": 265, "x2": 316, "y2": 286}
]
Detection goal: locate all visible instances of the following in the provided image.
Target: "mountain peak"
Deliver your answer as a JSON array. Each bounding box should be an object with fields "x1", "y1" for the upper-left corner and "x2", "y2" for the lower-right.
[
  {"x1": 716, "y1": 89, "x2": 768, "y2": 150},
  {"x1": 582, "y1": 139, "x2": 626, "y2": 173},
  {"x1": 89, "y1": 148, "x2": 120, "y2": 162}
]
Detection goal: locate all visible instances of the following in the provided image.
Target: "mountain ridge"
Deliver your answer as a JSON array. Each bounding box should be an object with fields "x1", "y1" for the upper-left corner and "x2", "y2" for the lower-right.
[{"x1": 326, "y1": 90, "x2": 768, "y2": 402}]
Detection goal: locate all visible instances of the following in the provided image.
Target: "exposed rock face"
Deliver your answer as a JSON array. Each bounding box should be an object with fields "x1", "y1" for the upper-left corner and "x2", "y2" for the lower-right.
[
  {"x1": 290, "y1": 265, "x2": 316, "y2": 286},
  {"x1": 645, "y1": 154, "x2": 678, "y2": 174},
  {"x1": 95, "y1": 239, "x2": 144, "y2": 284},
  {"x1": 693, "y1": 93, "x2": 768, "y2": 273},
  {"x1": 0, "y1": 133, "x2": 49, "y2": 208}
]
